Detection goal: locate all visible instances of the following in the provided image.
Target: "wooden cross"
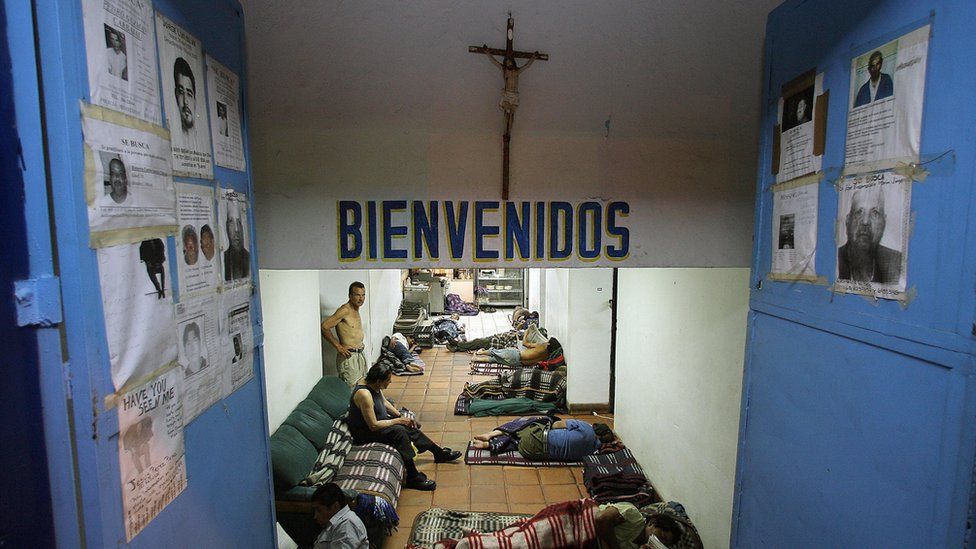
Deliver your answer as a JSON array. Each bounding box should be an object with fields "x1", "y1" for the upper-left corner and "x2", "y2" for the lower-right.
[{"x1": 469, "y1": 16, "x2": 548, "y2": 200}]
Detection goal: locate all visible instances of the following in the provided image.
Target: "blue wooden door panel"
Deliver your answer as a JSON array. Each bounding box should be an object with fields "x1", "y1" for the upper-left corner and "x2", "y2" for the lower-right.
[{"x1": 736, "y1": 0, "x2": 976, "y2": 546}]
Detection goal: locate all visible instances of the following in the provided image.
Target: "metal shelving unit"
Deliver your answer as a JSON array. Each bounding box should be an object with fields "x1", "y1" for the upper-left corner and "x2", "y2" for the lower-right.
[{"x1": 475, "y1": 268, "x2": 525, "y2": 307}]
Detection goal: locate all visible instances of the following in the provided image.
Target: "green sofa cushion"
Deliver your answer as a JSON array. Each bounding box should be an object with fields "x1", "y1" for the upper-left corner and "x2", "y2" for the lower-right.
[
  {"x1": 283, "y1": 399, "x2": 334, "y2": 450},
  {"x1": 307, "y1": 376, "x2": 352, "y2": 419},
  {"x1": 269, "y1": 424, "x2": 317, "y2": 489}
]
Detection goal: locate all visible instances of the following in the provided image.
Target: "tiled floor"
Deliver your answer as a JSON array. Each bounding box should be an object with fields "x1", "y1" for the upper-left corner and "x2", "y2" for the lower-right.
[{"x1": 381, "y1": 338, "x2": 613, "y2": 548}]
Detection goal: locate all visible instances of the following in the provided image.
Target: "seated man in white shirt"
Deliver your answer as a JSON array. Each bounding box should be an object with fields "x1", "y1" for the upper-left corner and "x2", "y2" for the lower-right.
[{"x1": 312, "y1": 483, "x2": 368, "y2": 549}]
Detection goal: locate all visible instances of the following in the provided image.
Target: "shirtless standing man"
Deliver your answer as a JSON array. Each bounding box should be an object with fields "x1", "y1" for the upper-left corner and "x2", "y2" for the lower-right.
[{"x1": 322, "y1": 282, "x2": 367, "y2": 386}]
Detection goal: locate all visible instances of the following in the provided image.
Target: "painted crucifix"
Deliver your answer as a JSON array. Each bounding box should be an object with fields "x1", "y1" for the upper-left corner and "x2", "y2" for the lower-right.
[{"x1": 469, "y1": 16, "x2": 548, "y2": 199}]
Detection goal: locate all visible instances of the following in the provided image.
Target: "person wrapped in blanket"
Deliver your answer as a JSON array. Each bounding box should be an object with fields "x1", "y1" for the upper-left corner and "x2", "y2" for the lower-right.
[
  {"x1": 471, "y1": 336, "x2": 561, "y2": 369},
  {"x1": 379, "y1": 333, "x2": 425, "y2": 374},
  {"x1": 348, "y1": 363, "x2": 461, "y2": 491},
  {"x1": 423, "y1": 497, "x2": 683, "y2": 549},
  {"x1": 470, "y1": 416, "x2": 614, "y2": 461}
]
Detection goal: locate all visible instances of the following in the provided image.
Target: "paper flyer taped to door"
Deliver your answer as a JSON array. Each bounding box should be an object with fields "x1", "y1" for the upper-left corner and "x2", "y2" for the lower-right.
[
  {"x1": 175, "y1": 183, "x2": 221, "y2": 298},
  {"x1": 206, "y1": 55, "x2": 247, "y2": 171}
]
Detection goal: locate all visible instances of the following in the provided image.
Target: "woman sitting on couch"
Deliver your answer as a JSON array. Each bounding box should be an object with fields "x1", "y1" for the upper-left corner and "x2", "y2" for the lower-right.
[{"x1": 347, "y1": 362, "x2": 461, "y2": 491}]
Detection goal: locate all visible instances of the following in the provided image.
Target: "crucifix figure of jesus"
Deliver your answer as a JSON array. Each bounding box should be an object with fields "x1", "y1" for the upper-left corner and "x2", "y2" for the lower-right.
[{"x1": 470, "y1": 16, "x2": 548, "y2": 199}]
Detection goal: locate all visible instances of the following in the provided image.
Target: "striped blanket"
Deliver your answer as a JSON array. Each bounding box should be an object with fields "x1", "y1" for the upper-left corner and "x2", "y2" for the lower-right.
[
  {"x1": 333, "y1": 442, "x2": 404, "y2": 506},
  {"x1": 469, "y1": 362, "x2": 518, "y2": 376},
  {"x1": 582, "y1": 449, "x2": 657, "y2": 507},
  {"x1": 424, "y1": 499, "x2": 600, "y2": 549},
  {"x1": 301, "y1": 417, "x2": 354, "y2": 486},
  {"x1": 462, "y1": 369, "x2": 567, "y2": 408},
  {"x1": 406, "y1": 508, "x2": 532, "y2": 548}
]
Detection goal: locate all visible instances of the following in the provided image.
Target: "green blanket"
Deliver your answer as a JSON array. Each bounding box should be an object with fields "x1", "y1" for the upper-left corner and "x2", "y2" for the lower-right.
[{"x1": 468, "y1": 397, "x2": 556, "y2": 417}]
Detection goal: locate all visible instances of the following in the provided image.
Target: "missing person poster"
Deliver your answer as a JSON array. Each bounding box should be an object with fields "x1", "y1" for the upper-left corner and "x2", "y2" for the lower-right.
[
  {"x1": 155, "y1": 13, "x2": 213, "y2": 179},
  {"x1": 835, "y1": 171, "x2": 911, "y2": 300},
  {"x1": 771, "y1": 179, "x2": 819, "y2": 281},
  {"x1": 221, "y1": 287, "x2": 254, "y2": 392},
  {"x1": 218, "y1": 188, "x2": 252, "y2": 289},
  {"x1": 176, "y1": 295, "x2": 227, "y2": 422},
  {"x1": 844, "y1": 25, "x2": 930, "y2": 174},
  {"x1": 98, "y1": 239, "x2": 178, "y2": 391},
  {"x1": 81, "y1": 0, "x2": 162, "y2": 124},
  {"x1": 776, "y1": 72, "x2": 824, "y2": 183},
  {"x1": 82, "y1": 103, "x2": 176, "y2": 247},
  {"x1": 117, "y1": 367, "x2": 187, "y2": 541},
  {"x1": 206, "y1": 55, "x2": 246, "y2": 171},
  {"x1": 175, "y1": 183, "x2": 220, "y2": 297}
]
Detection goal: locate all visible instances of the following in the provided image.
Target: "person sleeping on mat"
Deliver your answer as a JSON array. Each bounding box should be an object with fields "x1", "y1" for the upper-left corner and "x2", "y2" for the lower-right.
[
  {"x1": 471, "y1": 416, "x2": 614, "y2": 461},
  {"x1": 470, "y1": 337, "x2": 561, "y2": 368}
]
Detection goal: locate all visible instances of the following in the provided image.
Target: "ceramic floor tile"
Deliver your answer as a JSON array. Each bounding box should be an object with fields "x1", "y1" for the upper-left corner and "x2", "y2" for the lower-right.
[
  {"x1": 538, "y1": 468, "x2": 576, "y2": 485},
  {"x1": 432, "y1": 485, "x2": 470, "y2": 507},
  {"x1": 469, "y1": 467, "x2": 505, "y2": 485},
  {"x1": 469, "y1": 483, "x2": 507, "y2": 505},
  {"x1": 506, "y1": 483, "x2": 545, "y2": 504},
  {"x1": 503, "y1": 467, "x2": 539, "y2": 485},
  {"x1": 542, "y1": 483, "x2": 581, "y2": 503},
  {"x1": 508, "y1": 503, "x2": 546, "y2": 515},
  {"x1": 398, "y1": 489, "x2": 433, "y2": 507}
]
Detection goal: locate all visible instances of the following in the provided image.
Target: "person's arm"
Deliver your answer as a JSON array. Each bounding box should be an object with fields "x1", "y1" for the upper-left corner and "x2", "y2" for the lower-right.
[
  {"x1": 517, "y1": 53, "x2": 538, "y2": 74},
  {"x1": 382, "y1": 393, "x2": 403, "y2": 419},
  {"x1": 482, "y1": 47, "x2": 503, "y2": 69},
  {"x1": 594, "y1": 506, "x2": 625, "y2": 549},
  {"x1": 321, "y1": 305, "x2": 353, "y2": 358},
  {"x1": 354, "y1": 389, "x2": 411, "y2": 431},
  {"x1": 551, "y1": 420, "x2": 567, "y2": 430}
]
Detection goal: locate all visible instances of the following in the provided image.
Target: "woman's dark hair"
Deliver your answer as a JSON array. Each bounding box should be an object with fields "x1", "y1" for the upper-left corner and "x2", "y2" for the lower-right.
[
  {"x1": 365, "y1": 361, "x2": 393, "y2": 383},
  {"x1": 593, "y1": 423, "x2": 615, "y2": 444},
  {"x1": 646, "y1": 514, "x2": 683, "y2": 546}
]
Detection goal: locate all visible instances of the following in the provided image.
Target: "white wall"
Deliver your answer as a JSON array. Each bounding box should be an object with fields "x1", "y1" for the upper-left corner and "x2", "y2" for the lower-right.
[
  {"x1": 565, "y1": 269, "x2": 613, "y2": 405},
  {"x1": 541, "y1": 269, "x2": 569, "y2": 343},
  {"x1": 527, "y1": 268, "x2": 542, "y2": 313},
  {"x1": 614, "y1": 268, "x2": 749, "y2": 549},
  {"x1": 259, "y1": 270, "x2": 323, "y2": 430}
]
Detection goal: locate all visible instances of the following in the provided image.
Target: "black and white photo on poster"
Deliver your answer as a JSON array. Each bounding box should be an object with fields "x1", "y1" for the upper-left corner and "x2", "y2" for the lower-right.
[
  {"x1": 117, "y1": 367, "x2": 186, "y2": 541},
  {"x1": 771, "y1": 180, "x2": 819, "y2": 280},
  {"x1": 220, "y1": 287, "x2": 253, "y2": 393},
  {"x1": 835, "y1": 171, "x2": 911, "y2": 300},
  {"x1": 82, "y1": 0, "x2": 162, "y2": 124},
  {"x1": 175, "y1": 183, "x2": 220, "y2": 297},
  {"x1": 776, "y1": 72, "x2": 824, "y2": 183},
  {"x1": 98, "y1": 239, "x2": 178, "y2": 391},
  {"x1": 845, "y1": 26, "x2": 929, "y2": 174},
  {"x1": 82, "y1": 103, "x2": 176, "y2": 246},
  {"x1": 176, "y1": 295, "x2": 228, "y2": 422},
  {"x1": 218, "y1": 188, "x2": 252, "y2": 289},
  {"x1": 155, "y1": 12, "x2": 213, "y2": 179},
  {"x1": 206, "y1": 55, "x2": 247, "y2": 171}
]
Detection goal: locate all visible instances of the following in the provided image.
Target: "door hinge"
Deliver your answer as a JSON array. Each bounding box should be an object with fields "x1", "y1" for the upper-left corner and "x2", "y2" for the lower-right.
[{"x1": 14, "y1": 275, "x2": 62, "y2": 327}]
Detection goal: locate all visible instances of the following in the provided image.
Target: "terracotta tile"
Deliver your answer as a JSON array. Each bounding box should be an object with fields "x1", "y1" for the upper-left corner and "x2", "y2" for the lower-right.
[
  {"x1": 506, "y1": 484, "x2": 545, "y2": 504},
  {"x1": 470, "y1": 467, "x2": 504, "y2": 485},
  {"x1": 425, "y1": 395, "x2": 449, "y2": 404},
  {"x1": 419, "y1": 411, "x2": 446, "y2": 422},
  {"x1": 402, "y1": 388, "x2": 427, "y2": 396},
  {"x1": 437, "y1": 461, "x2": 465, "y2": 472},
  {"x1": 442, "y1": 435, "x2": 472, "y2": 449},
  {"x1": 542, "y1": 483, "x2": 581, "y2": 503},
  {"x1": 424, "y1": 432, "x2": 443, "y2": 445},
  {"x1": 470, "y1": 483, "x2": 507, "y2": 504},
  {"x1": 435, "y1": 469, "x2": 469, "y2": 487},
  {"x1": 398, "y1": 489, "x2": 432, "y2": 507},
  {"x1": 503, "y1": 468, "x2": 539, "y2": 485},
  {"x1": 433, "y1": 485, "x2": 470, "y2": 507},
  {"x1": 384, "y1": 529, "x2": 411, "y2": 549},
  {"x1": 429, "y1": 382, "x2": 450, "y2": 389},
  {"x1": 472, "y1": 503, "x2": 510, "y2": 513},
  {"x1": 577, "y1": 484, "x2": 590, "y2": 497},
  {"x1": 426, "y1": 387, "x2": 449, "y2": 396},
  {"x1": 416, "y1": 461, "x2": 436, "y2": 473},
  {"x1": 508, "y1": 503, "x2": 545, "y2": 515},
  {"x1": 394, "y1": 505, "x2": 429, "y2": 527},
  {"x1": 443, "y1": 421, "x2": 471, "y2": 432},
  {"x1": 420, "y1": 420, "x2": 445, "y2": 432},
  {"x1": 571, "y1": 467, "x2": 585, "y2": 484},
  {"x1": 538, "y1": 468, "x2": 576, "y2": 485}
]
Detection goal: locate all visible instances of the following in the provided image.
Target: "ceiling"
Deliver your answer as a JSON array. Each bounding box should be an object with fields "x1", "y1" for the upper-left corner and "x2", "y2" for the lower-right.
[{"x1": 240, "y1": 1, "x2": 783, "y2": 140}]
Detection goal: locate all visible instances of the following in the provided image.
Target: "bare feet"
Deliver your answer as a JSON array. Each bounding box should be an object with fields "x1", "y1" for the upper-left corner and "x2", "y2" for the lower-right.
[{"x1": 471, "y1": 439, "x2": 489, "y2": 449}]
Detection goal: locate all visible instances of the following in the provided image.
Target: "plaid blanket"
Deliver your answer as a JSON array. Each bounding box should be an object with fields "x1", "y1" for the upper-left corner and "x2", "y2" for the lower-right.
[
  {"x1": 469, "y1": 362, "x2": 518, "y2": 376},
  {"x1": 406, "y1": 508, "x2": 532, "y2": 549},
  {"x1": 582, "y1": 449, "x2": 657, "y2": 507},
  {"x1": 333, "y1": 442, "x2": 404, "y2": 506},
  {"x1": 489, "y1": 330, "x2": 520, "y2": 349},
  {"x1": 378, "y1": 343, "x2": 424, "y2": 376},
  {"x1": 463, "y1": 369, "x2": 567, "y2": 406},
  {"x1": 454, "y1": 392, "x2": 473, "y2": 415},
  {"x1": 301, "y1": 417, "x2": 354, "y2": 486},
  {"x1": 425, "y1": 499, "x2": 599, "y2": 549},
  {"x1": 465, "y1": 442, "x2": 582, "y2": 467}
]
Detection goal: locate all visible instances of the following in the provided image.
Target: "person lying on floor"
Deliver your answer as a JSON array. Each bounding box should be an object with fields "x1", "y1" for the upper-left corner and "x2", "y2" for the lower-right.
[
  {"x1": 347, "y1": 363, "x2": 461, "y2": 491},
  {"x1": 470, "y1": 337, "x2": 561, "y2": 368},
  {"x1": 428, "y1": 497, "x2": 683, "y2": 549},
  {"x1": 447, "y1": 322, "x2": 547, "y2": 353},
  {"x1": 471, "y1": 416, "x2": 612, "y2": 461},
  {"x1": 383, "y1": 333, "x2": 424, "y2": 373}
]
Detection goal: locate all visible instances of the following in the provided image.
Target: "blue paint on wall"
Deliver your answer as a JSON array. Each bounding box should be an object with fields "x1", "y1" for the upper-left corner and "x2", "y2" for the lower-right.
[
  {"x1": 735, "y1": 0, "x2": 976, "y2": 547},
  {"x1": 0, "y1": 1, "x2": 56, "y2": 545}
]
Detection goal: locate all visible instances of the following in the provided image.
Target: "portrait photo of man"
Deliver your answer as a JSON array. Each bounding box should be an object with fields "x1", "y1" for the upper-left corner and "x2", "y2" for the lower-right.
[
  {"x1": 782, "y1": 85, "x2": 814, "y2": 132},
  {"x1": 182, "y1": 224, "x2": 199, "y2": 266},
  {"x1": 216, "y1": 101, "x2": 229, "y2": 137},
  {"x1": 181, "y1": 321, "x2": 209, "y2": 377},
  {"x1": 200, "y1": 224, "x2": 216, "y2": 261},
  {"x1": 104, "y1": 24, "x2": 127, "y2": 81},
  {"x1": 853, "y1": 50, "x2": 894, "y2": 108},
  {"x1": 100, "y1": 153, "x2": 128, "y2": 204},
  {"x1": 837, "y1": 185, "x2": 902, "y2": 284},
  {"x1": 173, "y1": 57, "x2": 200, "y2": 148},
  {"x1": 778, "y1": 214, "x2": 795, "y2": 250},
  {"x1": 223, "y1": 202, "x2": 250, "y2": 281}
]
